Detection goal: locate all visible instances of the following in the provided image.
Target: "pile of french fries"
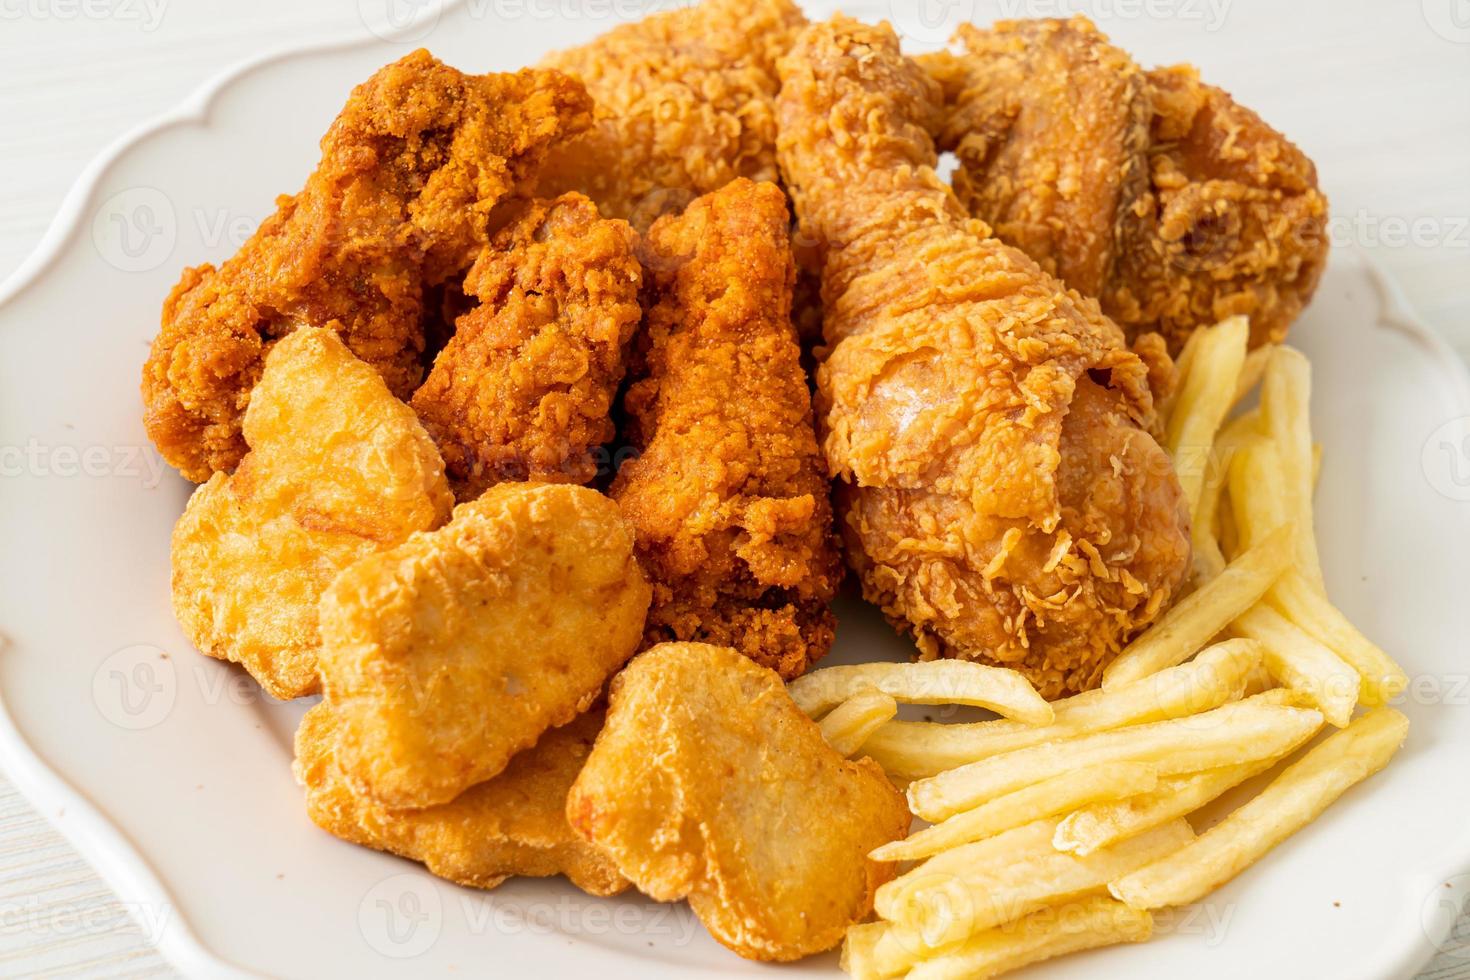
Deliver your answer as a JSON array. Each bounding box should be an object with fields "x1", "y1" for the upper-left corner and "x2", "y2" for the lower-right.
[{"x1": 788, "y1": 317, "x2": 1411, "y2": 980}]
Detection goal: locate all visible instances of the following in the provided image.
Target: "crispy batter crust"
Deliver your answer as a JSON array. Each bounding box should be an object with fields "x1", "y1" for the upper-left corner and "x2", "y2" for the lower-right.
[
  {"x1": 776, "y1": 18, "x2": 1190, "y2": 698},
  {"x1": 567, "y1": 643, "x2": 909, "y2": 961},
  {"x1": 169, "y1": 328, "x2": 453, "y2": 699},
  {"x1": 296, "y1": 705, "x2": 627, "y2": 896},
  {"x1": 411, "y1": 194, "x2": 643, "y2": 499},
  {"x1": 142, "y1": 50, "x2": 594, "y2": 481},
  {"x1": 609, "y1": 178, "x2": 841, "y2": 679},
  {"x1": 316, "y1": 482, "x2": 650, "y2": 809},
  {"x1": 926, "y1": 17, "x2": 1328, "y2": 352}
]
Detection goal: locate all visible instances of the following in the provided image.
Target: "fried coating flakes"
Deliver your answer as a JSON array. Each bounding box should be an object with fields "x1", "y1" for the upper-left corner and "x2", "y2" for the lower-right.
[
  {"x1": 567, "y1": 642, "x2": 910, "y2": 962},
  {"x1": 170, "y1": 328, "x2": 453, "y2": 700},
  {"x1": 317, "y1": 482, "x2": 650, "y2": 809},
  {"x1": 926, "y1": 17, "x2": 1329, "y2": 352},
  {"x1": 609, "y1": 178, "x2": 841, "y2": 680},
  {"x1": 537, "y1": 0, "x2": 807, "y2": 230},
  {"x1": 295, "y1": 706, "x2": 627, "y2": 896},
  {"x1": 142, "y1": 50, "x2": 594, "y2": 481},
  {"x1": 411, "y1": 194, "x2": 642, "y2": 499}
]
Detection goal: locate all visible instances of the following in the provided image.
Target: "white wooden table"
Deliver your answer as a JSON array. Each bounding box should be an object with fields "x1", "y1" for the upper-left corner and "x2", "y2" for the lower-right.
[{"x1": 0, "y1": 1, "x2": 1466, "y2": 976}]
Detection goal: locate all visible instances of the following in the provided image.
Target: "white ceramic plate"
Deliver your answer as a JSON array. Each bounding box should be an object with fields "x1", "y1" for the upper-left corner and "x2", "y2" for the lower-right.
[{"x1": 2, "y1": 2, "x2": 1469, "y2": 978}]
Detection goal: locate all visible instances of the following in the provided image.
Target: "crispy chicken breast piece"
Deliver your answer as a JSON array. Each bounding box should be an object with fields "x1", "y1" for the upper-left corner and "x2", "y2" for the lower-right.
[
  {"x1": 567, "y1": 642, "x2": 910, "y2": 962},
  {"x1": 170, "y1": 327, "x2": 453, "y2": 699},
  {"x1": 295, "y1": 705, "x2": 627, "y2": 896},
  {"x1": 317, "y1": 482, "x2": 649, "y2": 809}
]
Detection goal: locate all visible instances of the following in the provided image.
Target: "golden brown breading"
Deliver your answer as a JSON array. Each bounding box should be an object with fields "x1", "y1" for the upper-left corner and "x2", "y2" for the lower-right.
[
  {"x1": 608, "y1": 178, "x2": 841, "y2": 680},
  {"x1": 170, "y1": 328, "x2": 453, "y2": 700},
  {"x1": 295, "y1": 705, "x2": 627, "y2": 897},
  {"x1": 410, "y1": 194, "x2": 642, "y2": 500},
  {"x1": 536, "y1": 0, "x2": 806, "y2": 230},
  {"x1": 925, "y1": 17, "x2": 1328, "y2": 352},
  {"x1": 566, "y1": 643, "x2": 909, "y2": 962},
  {"x1": 142, "y1": 50, "x2": 594, "y2": 482},
  {"x1": 316, "y1": 482, "x2": 649, "y2": 809},
  {"x1": 776, "y1": 17, "x2": 1191, "y2": 698}
]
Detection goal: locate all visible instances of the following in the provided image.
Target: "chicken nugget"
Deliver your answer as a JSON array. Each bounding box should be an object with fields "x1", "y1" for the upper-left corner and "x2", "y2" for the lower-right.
[
  {"x1": 170, "y1": 328, "x2": 453, "y2": 700},
  {"x1": 318, "y1": 482, "x2": 650, "y2": 809},
  {"x1": 567, "y1": 642, "x2": 910, "y2": 962},
  {"x1": 295, "y1": 705, "x2": 626, "y2": 896}
]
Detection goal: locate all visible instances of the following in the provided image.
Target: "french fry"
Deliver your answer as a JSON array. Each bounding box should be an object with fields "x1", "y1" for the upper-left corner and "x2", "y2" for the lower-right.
[
  {"x1": 864, "y1": 640, "x2": 1262, "y2": 779},
  {"x1": 1054, "y1": 757, "x2": 1282, "y2": 856},
  {"x1": 1232, "y1": 343, "x2": 1275, "y2": 408},
  {"x1": 840, "y1": 921, "x2": 892, "y2": 980},
  {"x1": 871, "y1": 762, "x2": 1159, "y2": 862},
  {"x1": 1158, "y1": 327, "x2": 1203, "y2": 423},
  {"x1": 1194, "y1": 410, "x2": 1264, "y2": 580},
  {"x1": 1165, "y1": 316, "x2": 1250, "y2": 524},
  {"x1": 789, "y1": 661, "x2": 1052, "y2": 725},
  {"x1": 876, "y1": 819, "x2": 1192, "y2": 953},
  {"x1": 1110, "y1": 708, "x2": 1409, "y2": 909},
  {"x1": 1232, "y1": 604, "x2": 1358, "y2": 728},
  {"x1": 1228, "y1": 436, "x2": 1287, "y2": 549},
  {"x1": 907, "y1": 696, "x2": 1323, "y2": 822},
  {"x1": 819, "y1": 688, "x2": 899, "y2": 757},
  {"x1": 1260, "y1": 347, "x2": 1325, "y2": 592},
  {"x1": 1268, "y1": 573, "x2": 1408, "y2": 705},
  {"x1": 904, "y1": 896, "x2": 1153, "y2": 980},
  {"x1": 1102, "y1": 527, "x2": 1293, "y2": 690}
]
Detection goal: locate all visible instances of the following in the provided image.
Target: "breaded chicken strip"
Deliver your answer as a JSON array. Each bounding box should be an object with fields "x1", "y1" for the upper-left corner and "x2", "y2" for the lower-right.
[
  {"x1": 317, "y1": 482, "x2": 649, "y2": 809},
  {"x1": 776, "y1": 18, "x2": 1191, "y2": 698},
  {"x1": 609, "y1": 179, "x2": 841, "y2": 680},
  {"x1": 142, "y1": 50, "x2": 593, "y2": 481},
  {"x1": 924, "y1": 18, "x2": 1328, "y2": 352},
  {"x1": 411, "y1": 194, "x2": 642, "y2": 500},
  {"x1": 295, "y1": 706, "x2": 627, "y2": 896},
  {"x1": 537, "y1": 0, "x2": 806, "y2": 230},
  {"x1": 170, "y1": 328, "x2": 452, "y2": 699},
  {"x1": 567, "y1": 643, "x2": 909, "y2": 962}
]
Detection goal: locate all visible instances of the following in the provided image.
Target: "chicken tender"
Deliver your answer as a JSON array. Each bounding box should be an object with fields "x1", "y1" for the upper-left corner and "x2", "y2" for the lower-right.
[
  {"x1": 411, "y1": 194, "x2": 642, "y2": 499},
  {"x1": 536, "y1": 0, "x2": 806, "y2": 230},
  {"x1": 924, "y1": 18, "x2": 1328, "y2": 352},
  {"x1": 776, "y1": 18, "x2": 1191, "y2": 698},
  {"x1": 609, "y1": 178, "x2": 841, "y2": 679},
  {"x1": 317, "y1": 482, "x2": 650, "y2": 809},
  {"x1": 142, "y1": 50, "x2": 594, "y2": 481},
  {"x1": 295, "y1": 705, "x2": 626, "y2": 896},
  {"x1": 170, "y1": 328, "x2": 453, "y2": 700},
  {"x1": 567, "y1": 642, "x2": 909, "y2": 962}
]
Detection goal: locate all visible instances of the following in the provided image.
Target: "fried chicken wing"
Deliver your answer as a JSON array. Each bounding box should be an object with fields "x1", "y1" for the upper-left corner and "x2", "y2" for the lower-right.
[
  {"x1": 170, "y1": 328, "x2": 452, "y2": 700},
  {"x1": 410, "y1": 194, "x2": 642, "y2": 499},
  {"x1": 536, "y1": 0, "x2": 806, "y2": 230},
  {"x1": 142, "y1": 50, "x2": 594, "y2": 481},
  {"x1": 566, "y1": 642, "x2": 909, "y2": 961},
  {"x1": 295, "y1": 705, "x2": 627, "y2": 896},
  {"x1": 776, "y1": 18, "x2": 1191, "y2": 698},
  {"x1": 317, "y1": 482, "x2": 649, "y2": 809},
  {"x1": 925, "y1": 17, "x2": 1329, "y2": 352},
  {"x1": 608, "y1": 178, "x2": 841, "y2": 680}
]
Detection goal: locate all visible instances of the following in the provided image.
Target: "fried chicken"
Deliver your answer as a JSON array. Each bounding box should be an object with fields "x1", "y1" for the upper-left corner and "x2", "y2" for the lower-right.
[
  {"x1": 170, "y1": 328, "x2": 453, "y2": 700},
  {"x1": 566, "y1": 642, "x2": 910, "y2": 962},
  {"x1": 142, "y1": 50, "x2": 594, "y2": 482},
  {"x1": 608, "y1": 178, "x2": 841, "y2": 680},
  {"x1": 296, "y1": 706, "x2": 627, "y2": 897},
  {"x1": 924, "y1": 17, "x2": 1329, "y2": 352},
  {"x1": 776, "y1": 18, "x2": 1191, "y2": 698},
  {"x1": 536, "y1": 0, "x2": 806, "y2": 231},
  {"x1": 411, "y1": 194, "x2": 642, "y2": 499},
  {"x1": 316, "y1": 482, "x2": 649, "y2": 808}
]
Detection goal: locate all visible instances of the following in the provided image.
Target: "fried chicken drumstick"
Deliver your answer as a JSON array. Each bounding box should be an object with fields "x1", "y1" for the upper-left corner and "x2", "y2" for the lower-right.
[
  {"x1": 776, "y1": 18, "x2": 1191, "y2": 698},
  {"x1": 923, "y1": 17, "x2": 1329, "y2": 352},
  {"x1": 609, "y1": 178, "x2": 841, "y2": 679},
  {"x1": 142, "y1": 50, "x2": 593, "y2": 481}
]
